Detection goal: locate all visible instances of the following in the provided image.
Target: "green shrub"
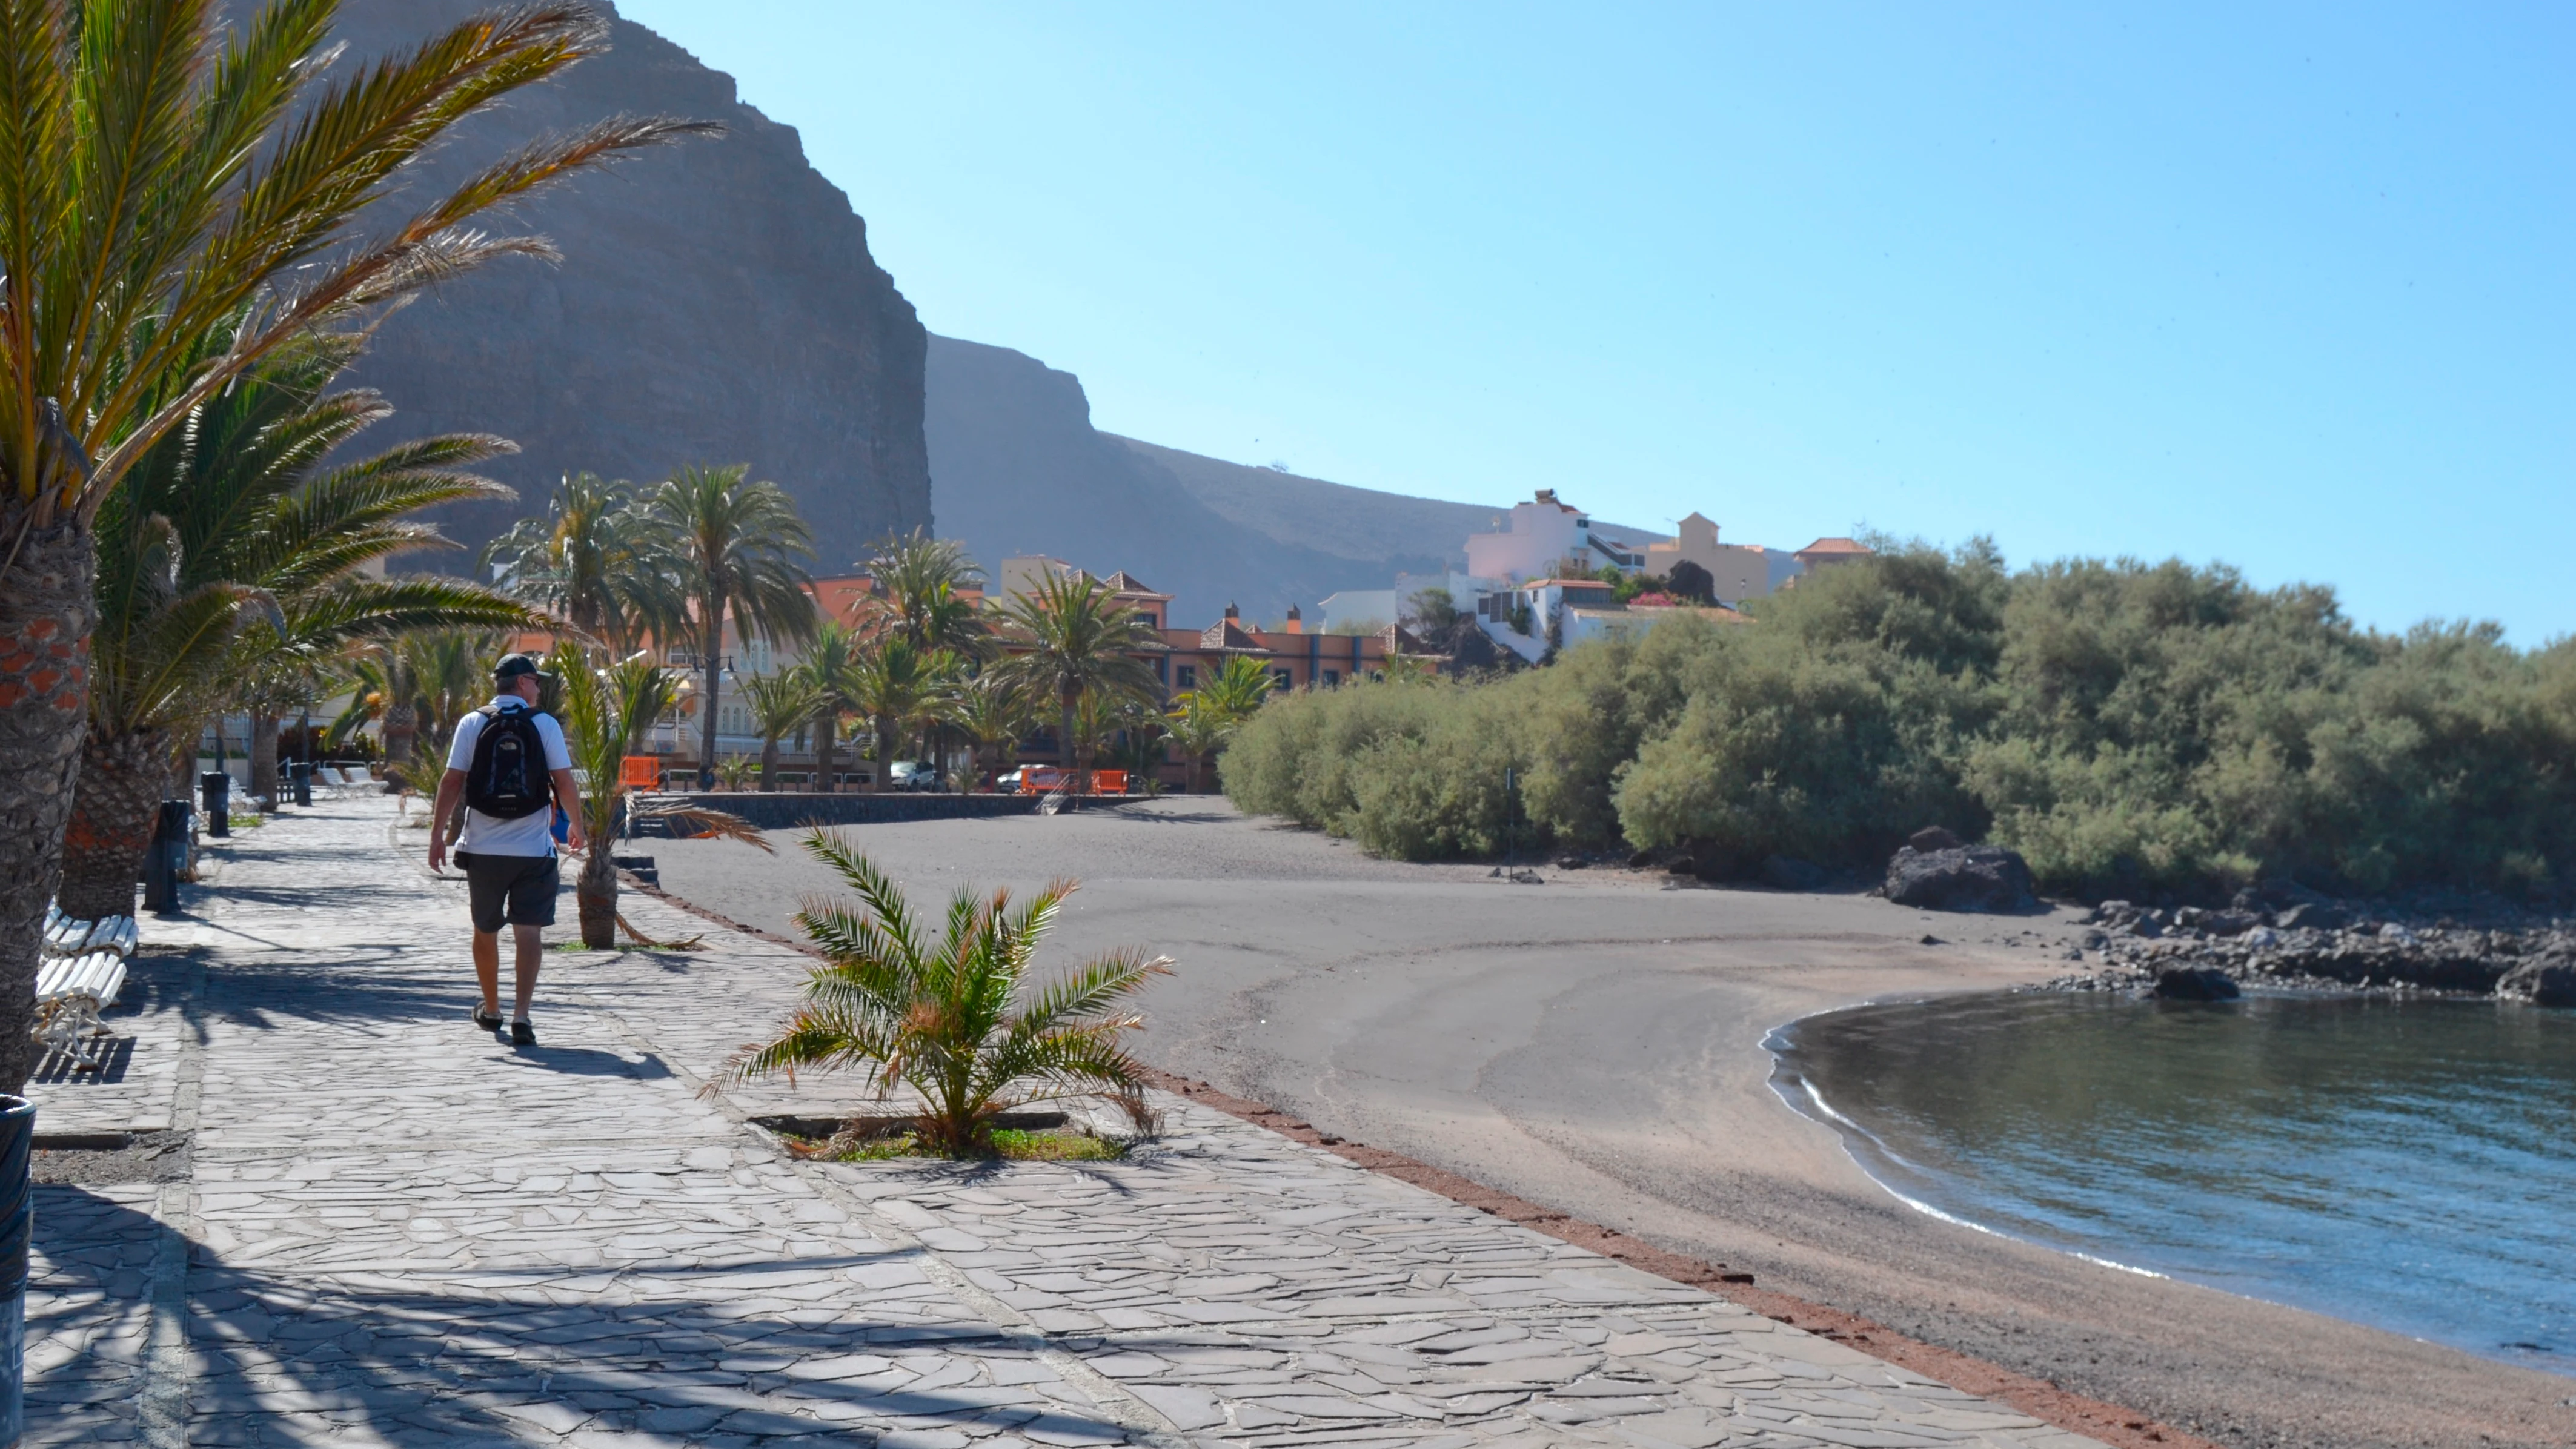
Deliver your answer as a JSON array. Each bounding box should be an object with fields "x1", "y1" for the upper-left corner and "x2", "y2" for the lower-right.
[{"x1": 1221, "y1": 545, "x2": 2576, "y2": 898}]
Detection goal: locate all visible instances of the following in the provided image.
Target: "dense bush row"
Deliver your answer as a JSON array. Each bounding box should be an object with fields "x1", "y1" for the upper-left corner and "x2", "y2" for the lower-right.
[{"x1": 1220, "y1": 543, "x2": 2576, "y2": 900}]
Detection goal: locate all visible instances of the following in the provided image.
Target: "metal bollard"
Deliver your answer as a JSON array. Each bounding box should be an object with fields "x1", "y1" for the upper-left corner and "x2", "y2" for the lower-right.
[
  {"x1": 200, "y1": 771, "x2": 231, "y2": 838},
  {"x1": 0, "y1": 1094, "x2": 33, "y2": 1448},
  {"x1": 290, "y1": 760, "x2": 312, "y2": 808},
  {"x1": 142, "y1": 799, "x2": 191, "y2": 915}
]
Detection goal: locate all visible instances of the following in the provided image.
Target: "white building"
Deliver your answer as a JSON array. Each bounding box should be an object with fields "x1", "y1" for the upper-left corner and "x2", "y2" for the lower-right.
[
  {"x1": 1316, "y1": 589, "x2": 1399, "y2": 634},
  {"x1": 1461, "y1": 491, "x2": 1654, "y2": 583}
]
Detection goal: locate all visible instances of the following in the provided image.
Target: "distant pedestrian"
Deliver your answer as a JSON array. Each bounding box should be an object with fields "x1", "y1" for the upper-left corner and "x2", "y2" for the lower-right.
[{"x1": 428, "y1": 653, "x2": 585, "y2": 1045}]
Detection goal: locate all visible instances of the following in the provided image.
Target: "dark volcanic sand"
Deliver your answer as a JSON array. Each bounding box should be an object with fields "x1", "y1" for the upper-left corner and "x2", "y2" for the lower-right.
[{"x1": 647, "y1": 796, "x2": 2576, "y2": 1449}]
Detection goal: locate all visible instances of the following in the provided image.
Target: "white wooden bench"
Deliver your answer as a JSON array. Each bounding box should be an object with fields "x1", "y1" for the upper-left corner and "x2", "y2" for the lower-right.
[
  {"x1": 35, "y1": 950, "x2": 130, "y2": 1072},
  {"x1": 42, "y1": 909, "x2": 136, "y2": 959},
  {"x1": 33, "y1": 907, "x2": 137, "y2": 1073}
]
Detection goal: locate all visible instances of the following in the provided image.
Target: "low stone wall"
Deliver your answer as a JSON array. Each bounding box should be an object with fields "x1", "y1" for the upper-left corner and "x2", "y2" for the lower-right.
[{"x1": 641, "y1": 791, "x2": 1040, "y2": 833}]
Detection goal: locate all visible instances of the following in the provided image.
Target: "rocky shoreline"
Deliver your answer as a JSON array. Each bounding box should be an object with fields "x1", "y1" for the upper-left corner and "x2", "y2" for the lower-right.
[{"x1": 2037, "y1": 894, "x2": 2576, "y2": 1006}]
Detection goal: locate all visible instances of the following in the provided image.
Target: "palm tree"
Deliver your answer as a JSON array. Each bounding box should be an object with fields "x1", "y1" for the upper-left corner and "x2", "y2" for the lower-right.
[
  {"x1": 0, "y1": 1, "x2": 712, "y2": 1086},
  {"x1": 949, "y1": 674, "x2": 1038, "y2": 792},
  {"x1": 731, "y1": 832, "x2": 1170, "y2": 1157},
  {"x1": 61, "y1": 337, "x2": 533, "y2": 917},
  {"x1": 549, "y1": 643, "x2": 766, "y2": 947},
  {"x1": 1163, "y1": 694, "x2": 1229, "y2": 795},
  {"x1": 483, "y1": 471, "x2": 682, "y2": 650},
  {"x1": 848, "y1": 637, "x2": 958, "y2": 792},
  {"x1": 868, "y1": 528, "x2": 987, "y2": 657},
  {"x1": 648, "y1": 463, "x2": 818, "y2": 789},
  {"x1": 400, "y1": 628, "x2": 514, "y2": 762},
  {"x1": 791, "y1": 619, "x2": 867, "y2": 793},
  {"x1": 992, "y1": 574, "x2": 1164, "y2": 772},
  {"x1": 741, "y1": 669, "x2": 823, "y2": 793},
  {"x1": 1163, "y1": 655, "x2": 1272, "y2": 794}
]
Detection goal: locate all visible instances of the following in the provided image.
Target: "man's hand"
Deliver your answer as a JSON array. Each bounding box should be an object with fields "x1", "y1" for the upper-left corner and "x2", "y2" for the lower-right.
[
  {"x1": 428, "y1": 830, "x2": 448, "y2": 875},
  {"x1": 564, "y1": 817, "x2": 587, "y2": 855}
]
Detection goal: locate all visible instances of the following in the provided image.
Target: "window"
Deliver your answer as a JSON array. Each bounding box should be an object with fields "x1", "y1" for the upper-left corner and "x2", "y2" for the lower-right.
[
  {"x1": 1177, "y1": 665, "x2": 1197, "y2": 690},
  {"x1": 1273, "y1": 668, "x2": 1295, "y2": 691},
  {"x1": 1321, "y1": 669, "x2": 1339, "y2": 686}
]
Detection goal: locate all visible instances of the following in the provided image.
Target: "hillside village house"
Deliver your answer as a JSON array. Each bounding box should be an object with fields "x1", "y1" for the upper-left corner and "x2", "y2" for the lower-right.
[{"x1": 1461, "y1": 489, "x2": 1653, "y2": 582}]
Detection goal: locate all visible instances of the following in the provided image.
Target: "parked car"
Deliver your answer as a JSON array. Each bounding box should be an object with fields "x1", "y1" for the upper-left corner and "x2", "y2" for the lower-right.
[
  {"x1": 887, "y1": 760, "x2": 943, "y2": 792},
  {"x1": 995, "y1": 768, "x2": 1024, "y2": 793}
]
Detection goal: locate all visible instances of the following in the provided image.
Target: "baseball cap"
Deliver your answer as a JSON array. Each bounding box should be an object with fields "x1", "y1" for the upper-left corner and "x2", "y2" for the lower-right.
[{"x1": 493, "y1": 652, "x2": 554, "y2": 685}]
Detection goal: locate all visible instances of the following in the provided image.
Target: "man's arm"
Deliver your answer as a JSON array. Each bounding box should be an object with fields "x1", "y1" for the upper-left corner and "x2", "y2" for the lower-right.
[
  {"x1": 427, "y1": 769, "x2": 468, "y2": 872},
  {"x1": 551, "y1": 768, "x2": 586, "y2": 855}
]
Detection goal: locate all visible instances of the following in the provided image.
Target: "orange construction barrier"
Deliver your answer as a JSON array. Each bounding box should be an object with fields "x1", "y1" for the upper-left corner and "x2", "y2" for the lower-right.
[
  {"x1": 621, "y1": 755, "x2": 661, "y2": 790},
  {"x1": 1018, "y1": 766, "x2": 1128, "y2": 796}
]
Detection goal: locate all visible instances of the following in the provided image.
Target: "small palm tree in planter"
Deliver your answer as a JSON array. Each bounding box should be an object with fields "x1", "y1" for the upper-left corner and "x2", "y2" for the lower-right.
[
  {"x1": 551, "y1": 644, "x2": 770, "y2": 947},
  {"x1": 731, "y1": 831, "x2": 1172, "y2": 1158}
]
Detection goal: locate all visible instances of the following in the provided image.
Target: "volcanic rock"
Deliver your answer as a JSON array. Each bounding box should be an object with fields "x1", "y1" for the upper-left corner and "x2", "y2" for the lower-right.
[
  {"x1": 2497, "y1": 958, "x2": 2576, "y2": 1008},
  {"x1": 1885, "y1": 842, "x2": 2036, "y2": 913},
  {"x1": 2154, "y1": 967, "x2": 2241, "y2": 1001}
]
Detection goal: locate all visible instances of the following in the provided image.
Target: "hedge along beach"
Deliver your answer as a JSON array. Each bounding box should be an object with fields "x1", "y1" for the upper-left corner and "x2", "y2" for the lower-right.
[{"x1": 645, "y1": 796, "x2": 2576, "y2": 1449}]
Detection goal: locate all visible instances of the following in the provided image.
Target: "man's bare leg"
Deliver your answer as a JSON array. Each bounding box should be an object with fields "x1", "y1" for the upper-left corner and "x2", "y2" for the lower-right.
[
  {"x1": 512, "y1": 921, "x2": 544, "y2": 1023},
  {"x1": 472, "y1": 930, "x2": 502, "y2": 1018}
]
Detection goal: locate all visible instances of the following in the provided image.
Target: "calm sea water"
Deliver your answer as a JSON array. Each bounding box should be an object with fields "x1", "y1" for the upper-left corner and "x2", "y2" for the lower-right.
[{"x1": 1768, "y1": 992, "x2": 2576, "y2": 1374}]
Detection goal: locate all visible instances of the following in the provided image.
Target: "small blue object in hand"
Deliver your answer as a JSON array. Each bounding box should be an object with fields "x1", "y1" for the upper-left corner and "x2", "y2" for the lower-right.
[{"x1": 551, "y1": 805, "x2": 570, "y2": 846}]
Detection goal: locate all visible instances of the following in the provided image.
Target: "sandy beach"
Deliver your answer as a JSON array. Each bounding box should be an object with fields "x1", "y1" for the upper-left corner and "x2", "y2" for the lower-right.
[{"x1": 645, "y1": 795, "x2": 2576, "y2": 1449}]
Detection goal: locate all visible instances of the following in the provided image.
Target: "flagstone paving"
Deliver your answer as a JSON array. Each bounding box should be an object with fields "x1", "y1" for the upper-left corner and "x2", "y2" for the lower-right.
[{"x1": 23, "y1": 797, "x2": 2106, "y2": 1448}]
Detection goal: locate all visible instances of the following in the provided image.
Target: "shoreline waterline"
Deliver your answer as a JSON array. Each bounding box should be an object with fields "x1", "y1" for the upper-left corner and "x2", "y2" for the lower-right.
[{"x1": 1766, "y1": 989, "x2": 2576, "y2": 1378}]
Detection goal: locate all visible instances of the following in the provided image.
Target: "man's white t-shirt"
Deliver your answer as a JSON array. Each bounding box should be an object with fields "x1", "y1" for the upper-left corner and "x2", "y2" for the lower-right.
[{"x1": 446, "y1": 697, "x2": 572, "y2": 857}]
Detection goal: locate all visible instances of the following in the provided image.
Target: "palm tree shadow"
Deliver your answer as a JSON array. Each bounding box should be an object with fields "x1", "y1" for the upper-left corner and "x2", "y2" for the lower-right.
[{"x1": 28, "y1": 1187, "x2": 1156, "y2": 1446}]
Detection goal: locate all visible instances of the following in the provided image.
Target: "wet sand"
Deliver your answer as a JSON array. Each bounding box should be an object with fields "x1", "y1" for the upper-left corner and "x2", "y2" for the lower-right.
[{"x1": 646, "y1": 795, "x2": 2576, "y2": 1449}]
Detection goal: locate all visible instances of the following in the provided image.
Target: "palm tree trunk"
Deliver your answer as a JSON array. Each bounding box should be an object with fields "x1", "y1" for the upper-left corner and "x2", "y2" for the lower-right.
[
  {"x1": 1058, "y1": 692, "x2": 1076, "y2": 769},
  {"x1": 872, "y1": 717, "x2": 896, "y2": 792},
  {"x1": 250, "y1": 714, "x2": 281, "y2": 807},
  {"x1": 759, "y1": 737, "x2": 779, "y2": 792},
  {"x1": 699, "y1": 609, "x2": 723, "y2": 791},
  {"x1": 58, "y1": 728, "x2": 171, "y2": 922},
  {"x1": 383, "y1": 700, "x2": 417, "y2": 771},
  {"x1": 817, "y1": 716, "x2": 837, "y2": 793},
  {"x1": 577, "y1": 843, "x2": 619, "y2": 949},
  {"x1": 0, "y1": 522, "x2": 101, "y2": 1090}
]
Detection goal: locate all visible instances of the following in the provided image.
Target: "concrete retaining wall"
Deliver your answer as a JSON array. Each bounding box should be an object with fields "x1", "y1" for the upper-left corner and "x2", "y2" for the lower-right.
[{"x1": 643, "y1": 792, "x2": 1041, "y2": 833}]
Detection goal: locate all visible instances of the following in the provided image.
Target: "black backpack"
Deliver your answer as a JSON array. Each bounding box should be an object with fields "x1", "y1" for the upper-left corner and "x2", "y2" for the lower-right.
[{"x1": 464, "y1": 705, "x2": 551, "y2": 820}]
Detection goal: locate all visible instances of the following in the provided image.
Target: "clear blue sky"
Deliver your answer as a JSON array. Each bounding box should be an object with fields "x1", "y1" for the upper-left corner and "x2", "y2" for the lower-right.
[{"x1": 619, "y1": 1, "x2": 2572, "y2": 642}]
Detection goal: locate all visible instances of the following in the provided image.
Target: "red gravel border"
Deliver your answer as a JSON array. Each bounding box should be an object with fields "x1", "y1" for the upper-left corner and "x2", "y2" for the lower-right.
[{"x1": 631, "y1": 875, "x2": 2214, "y2": 1449}]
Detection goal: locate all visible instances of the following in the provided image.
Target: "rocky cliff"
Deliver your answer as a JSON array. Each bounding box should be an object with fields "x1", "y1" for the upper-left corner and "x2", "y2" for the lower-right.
[
  {"x1": 332, "y1": 1, "x2": 931, "y2": 573},
  {"x1": 925, "y1": 337, "x2": 1468, "y2": 625}
]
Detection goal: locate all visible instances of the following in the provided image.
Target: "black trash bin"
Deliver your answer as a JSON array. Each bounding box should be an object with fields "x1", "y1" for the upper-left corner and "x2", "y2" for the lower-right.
[
  {"x1": 142, "y1": 798, "x2": 191, "y2": 915},
  {"x1": 290, "y1": 760, "x2": 312, "y2": 808},
  {"x1": 200, "y1": 771, "x2": 230, "y2": 838},
  {"x1": 0, "y1": 1093, "x2": 34, "y2": 1447}
]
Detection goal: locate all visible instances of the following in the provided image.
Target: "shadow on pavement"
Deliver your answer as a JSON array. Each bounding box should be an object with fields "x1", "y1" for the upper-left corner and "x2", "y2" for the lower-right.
[{"x1": 29, "y1": 1188, "x2": 1147, "y2": 1447}]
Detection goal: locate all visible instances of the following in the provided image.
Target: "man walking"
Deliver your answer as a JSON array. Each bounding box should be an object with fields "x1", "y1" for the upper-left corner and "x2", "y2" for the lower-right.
[{"x1": 428, "y1": 653, "x2": 585, "y2": 1045}]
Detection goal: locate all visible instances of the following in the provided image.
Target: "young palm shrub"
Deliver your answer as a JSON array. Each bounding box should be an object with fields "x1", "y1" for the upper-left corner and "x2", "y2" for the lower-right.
[
  {"x1": 715, "y1": 754, "x2": 757, "y2": 792},
  {"x1": 731, "y1": 831, "x2": 1172, "y2": 1157},
  {"x1": 549, "y1": 644, "x2": 768, "y2": 947}
]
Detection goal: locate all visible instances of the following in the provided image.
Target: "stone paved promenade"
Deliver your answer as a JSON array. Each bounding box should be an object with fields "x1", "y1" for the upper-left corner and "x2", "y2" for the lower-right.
[{"x1": 24, "y1": 797, "x2": 2106, "y2": 1448}]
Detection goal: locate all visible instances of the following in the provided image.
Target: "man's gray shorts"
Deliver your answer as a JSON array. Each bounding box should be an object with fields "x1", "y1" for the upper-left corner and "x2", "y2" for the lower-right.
[{"x1": 457, "y1": 850, "x2": 559, "y2": 933}]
